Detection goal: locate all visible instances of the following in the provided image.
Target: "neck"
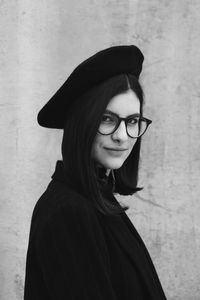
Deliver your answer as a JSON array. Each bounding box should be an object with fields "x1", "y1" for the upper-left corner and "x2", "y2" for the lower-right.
[{"x1": 97, "y1": 164, "x2": 111, "y2": 176}]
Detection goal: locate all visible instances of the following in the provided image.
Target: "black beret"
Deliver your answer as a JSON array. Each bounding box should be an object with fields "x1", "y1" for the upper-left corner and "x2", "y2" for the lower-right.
[{"x1": 37, "y1": 45, "x2": 144, "y2": 129}]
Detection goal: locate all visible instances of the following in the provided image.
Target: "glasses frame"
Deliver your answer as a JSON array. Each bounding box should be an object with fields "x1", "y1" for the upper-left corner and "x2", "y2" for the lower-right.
[{"x1": 98, "y1": 113, "x2": 152, "y2": 138}]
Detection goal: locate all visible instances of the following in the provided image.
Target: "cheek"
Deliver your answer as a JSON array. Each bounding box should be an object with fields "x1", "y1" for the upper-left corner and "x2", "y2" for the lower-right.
[
  {"x1": 131, "y1": 139, "x2": 137, "y2": 148},
  {"x1": 127, "y1": 139, "x2": 137, "y2": 155},
  {"x1": 91, "y1": 136, "x2": 104, "y2": 161}
]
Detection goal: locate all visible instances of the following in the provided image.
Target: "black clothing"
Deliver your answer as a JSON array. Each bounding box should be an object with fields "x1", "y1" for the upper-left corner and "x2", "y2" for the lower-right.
[{"x1": 24, "y1": 161, "x2": 166, "y2": 299}]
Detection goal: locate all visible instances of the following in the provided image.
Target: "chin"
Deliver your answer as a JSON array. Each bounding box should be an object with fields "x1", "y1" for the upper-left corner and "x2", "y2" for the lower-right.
[{"x1": 102, "y1": 158, "x2": 125, "y2": 170}]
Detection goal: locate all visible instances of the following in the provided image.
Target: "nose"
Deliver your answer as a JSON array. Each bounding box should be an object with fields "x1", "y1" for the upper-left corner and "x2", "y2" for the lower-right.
[{"x1": 112, "y1": 120, "x2": 128, "y2": 142}]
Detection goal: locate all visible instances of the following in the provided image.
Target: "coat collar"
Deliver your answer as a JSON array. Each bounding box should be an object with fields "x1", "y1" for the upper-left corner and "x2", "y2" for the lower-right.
[
  {"x1": 51, "y1": 160, "x2": 115, "y2": 192},
  {"x1": 51, "y1": 160, "x2": 66, "y2": 183}
]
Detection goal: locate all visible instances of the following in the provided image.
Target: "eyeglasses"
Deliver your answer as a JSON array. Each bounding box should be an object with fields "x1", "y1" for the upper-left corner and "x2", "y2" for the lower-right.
[{"x1": 98, "y1": 111, "x2": 152, "y2": 138}]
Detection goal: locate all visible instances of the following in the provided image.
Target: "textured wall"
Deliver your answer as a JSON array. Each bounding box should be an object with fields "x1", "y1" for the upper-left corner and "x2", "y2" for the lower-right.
[{"x1": 1, "y1": 0, "x2": 200, "y2": 299}]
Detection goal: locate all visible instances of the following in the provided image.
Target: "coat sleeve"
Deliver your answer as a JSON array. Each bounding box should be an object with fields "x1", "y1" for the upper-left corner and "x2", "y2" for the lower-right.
[{"x1": 36, "y1": 202, "x2": 117, "y2": 300}]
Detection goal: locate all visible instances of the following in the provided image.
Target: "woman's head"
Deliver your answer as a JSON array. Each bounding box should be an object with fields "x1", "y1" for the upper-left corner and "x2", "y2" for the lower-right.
[
  {"x1": 61, "y1": 74, "x2": 145, "y2": 214},
  {"x1": 38, "y1": 45, "x2": 147, "y2": 214}
]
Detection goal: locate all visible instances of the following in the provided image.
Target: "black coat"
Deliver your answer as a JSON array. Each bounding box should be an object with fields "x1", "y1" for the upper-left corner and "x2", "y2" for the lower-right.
[{"x1": 24, "y1": 161, "x2": 166, "y2": 299}]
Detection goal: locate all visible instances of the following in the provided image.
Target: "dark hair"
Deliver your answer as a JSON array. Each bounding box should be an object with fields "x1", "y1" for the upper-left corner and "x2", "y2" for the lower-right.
[{"x1": 61, "y1": 74, "x2": 144, "y2": 215}]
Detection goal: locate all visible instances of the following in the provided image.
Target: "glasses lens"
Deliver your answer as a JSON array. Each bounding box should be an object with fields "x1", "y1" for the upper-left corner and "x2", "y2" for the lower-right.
[
  {"x1": 99, "y1": 114, "x2": 118, "y2": 135},
  {"x1": 127, "y1": 118, "x2": 148, "y2": 138}
]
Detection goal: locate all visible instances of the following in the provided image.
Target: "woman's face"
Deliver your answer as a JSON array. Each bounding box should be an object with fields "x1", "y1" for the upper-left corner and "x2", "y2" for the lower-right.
[{"x1": 92, "y1": 89, "x2": 140, "y2": 170}]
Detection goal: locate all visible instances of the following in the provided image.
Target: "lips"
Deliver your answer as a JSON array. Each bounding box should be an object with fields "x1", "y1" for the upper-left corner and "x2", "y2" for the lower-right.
[
  {"x1": 104, "y1": 147, "x2": 127, "y2": 151},
  {"x1": 104, "y1": 147, "x2": 128, "y2": 157}
]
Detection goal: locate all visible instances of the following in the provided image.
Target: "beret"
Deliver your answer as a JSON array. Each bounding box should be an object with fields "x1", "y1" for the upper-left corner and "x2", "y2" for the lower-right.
[{"x1": 37, "y1": 45, "x2": 144, "y2": 129}]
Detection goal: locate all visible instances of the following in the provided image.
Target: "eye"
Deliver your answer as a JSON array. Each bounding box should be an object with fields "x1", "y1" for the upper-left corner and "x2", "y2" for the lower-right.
[
  {"x1": 101, "y1": 114, "x2": 115, "y2": 123},
  {"x1": 127, "y1": 117, "x2": 139, "y2": 125}
]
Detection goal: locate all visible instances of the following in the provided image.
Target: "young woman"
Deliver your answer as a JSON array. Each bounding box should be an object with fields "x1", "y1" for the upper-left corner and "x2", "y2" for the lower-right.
[{"x1": 24, "y1": 45, "x2": 167, "y2": 299}]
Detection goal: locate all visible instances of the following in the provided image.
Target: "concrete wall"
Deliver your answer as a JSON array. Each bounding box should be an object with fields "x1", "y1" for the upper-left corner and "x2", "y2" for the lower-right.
[{"x1": 1, "y1": 0, "x2": 200, "y2": 299}]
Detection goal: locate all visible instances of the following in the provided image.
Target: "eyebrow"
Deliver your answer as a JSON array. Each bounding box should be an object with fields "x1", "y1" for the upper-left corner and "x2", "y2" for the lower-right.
[{"x1": 104, "y1": 109, "x2": 141, "y2": 118}]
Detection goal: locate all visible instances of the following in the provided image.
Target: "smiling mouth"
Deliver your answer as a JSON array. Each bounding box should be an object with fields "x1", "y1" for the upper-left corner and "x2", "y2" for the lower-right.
[
  {"x1": 104, "y1": 148, "x2": 128, "y2": 157},
  {"x1": 104, "y1": 148, "x2": 127, "y2": 151}
]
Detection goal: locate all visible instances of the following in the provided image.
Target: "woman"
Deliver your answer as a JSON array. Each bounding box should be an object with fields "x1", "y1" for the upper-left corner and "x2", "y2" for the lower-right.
[{"x1": 24, "y1": 45, "x2": 167, "y2": 299}]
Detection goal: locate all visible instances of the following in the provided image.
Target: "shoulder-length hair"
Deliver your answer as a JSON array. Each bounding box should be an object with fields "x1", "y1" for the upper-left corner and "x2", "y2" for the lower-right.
[{"x1": 61, "y1": 74, "x2": 144, "y2": 215}]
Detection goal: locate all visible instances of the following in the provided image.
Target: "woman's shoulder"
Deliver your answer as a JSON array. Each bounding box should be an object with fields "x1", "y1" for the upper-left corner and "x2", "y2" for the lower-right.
[
  {"x1": 30, "y1": 180, "x2": 98, "y2": 239},
  {"x1": 42, "y1": 179, "x2": 91, "y2": 208}
]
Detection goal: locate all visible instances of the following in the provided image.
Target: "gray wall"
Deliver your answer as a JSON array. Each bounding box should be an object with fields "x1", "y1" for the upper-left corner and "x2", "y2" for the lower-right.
[{"x1": 1, "y1": 0, "x2": 200, "y2": 299}]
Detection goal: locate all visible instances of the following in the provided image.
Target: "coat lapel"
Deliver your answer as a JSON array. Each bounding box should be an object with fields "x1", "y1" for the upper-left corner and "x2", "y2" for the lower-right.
[{"x1": 104, "y1": 195, "x2": 166, "y2": 299}]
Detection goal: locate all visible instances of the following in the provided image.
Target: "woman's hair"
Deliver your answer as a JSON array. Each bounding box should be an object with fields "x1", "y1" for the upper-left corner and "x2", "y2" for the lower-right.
[{"x1": 61, "y1": 74, "x2": 144, "y2": 215}]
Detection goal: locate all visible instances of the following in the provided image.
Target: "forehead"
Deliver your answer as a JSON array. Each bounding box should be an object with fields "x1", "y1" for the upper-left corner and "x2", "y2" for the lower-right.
[{"x1": 106, "y1": 90, "x2": 140, "y2": 117}]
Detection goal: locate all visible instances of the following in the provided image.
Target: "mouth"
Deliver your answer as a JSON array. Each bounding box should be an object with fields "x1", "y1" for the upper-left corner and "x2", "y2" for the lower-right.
[
  {"x1": 104, "y1": 147, "x2": 128, "y2": 152},
  {"x1": 104, "y1": 147, "x2": 128, "y2": 157}
]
